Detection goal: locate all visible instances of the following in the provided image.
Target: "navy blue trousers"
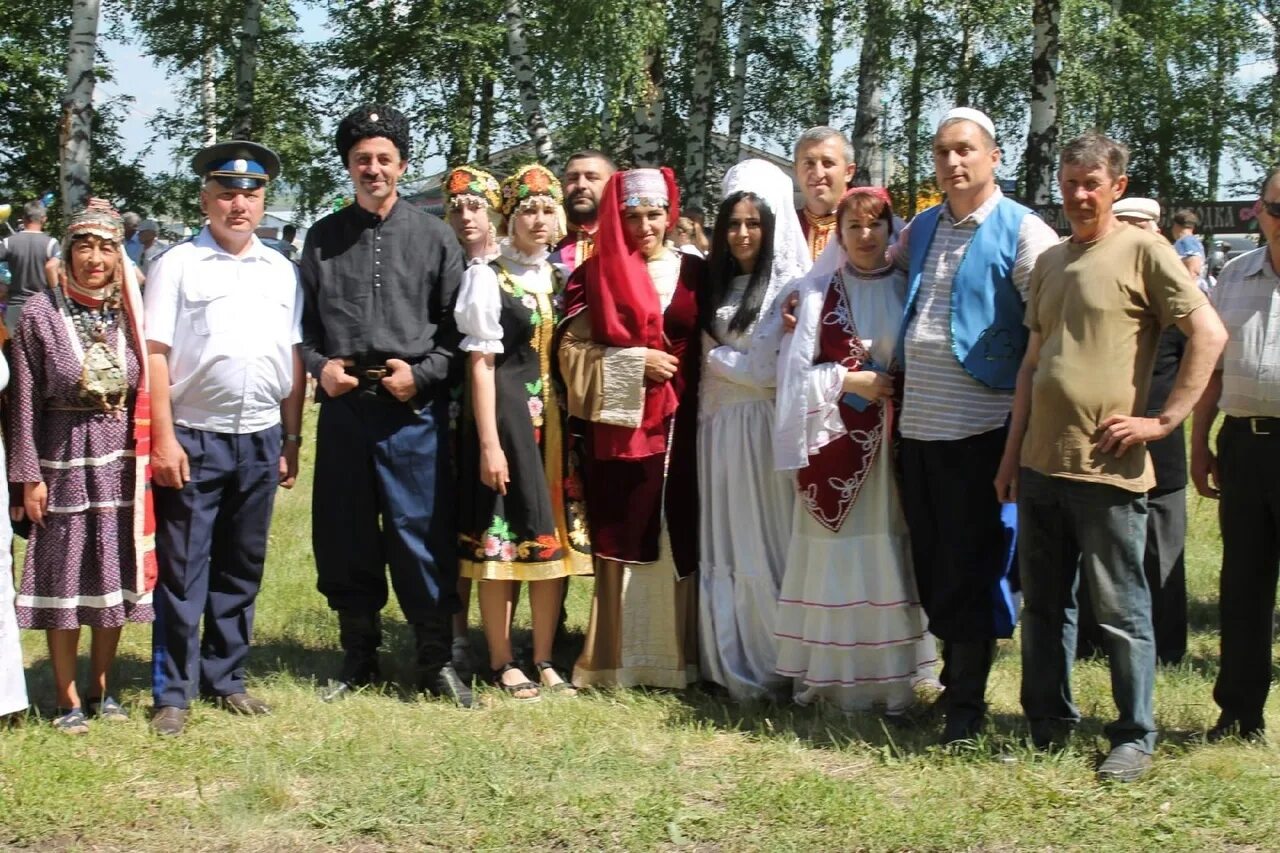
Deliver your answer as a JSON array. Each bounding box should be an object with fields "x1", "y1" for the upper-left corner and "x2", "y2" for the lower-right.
[
  {"x1": 312, "y1": 390, "x2": 458, "y2": 623},
  {"x1": 151, "y1": 425, "x2": 281, "y2": 709}
]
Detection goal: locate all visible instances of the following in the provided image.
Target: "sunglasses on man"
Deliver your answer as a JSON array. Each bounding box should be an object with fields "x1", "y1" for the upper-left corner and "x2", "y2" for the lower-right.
[{"x1": 1261, "y1": 200, "x2": 1280, "y2": 217}]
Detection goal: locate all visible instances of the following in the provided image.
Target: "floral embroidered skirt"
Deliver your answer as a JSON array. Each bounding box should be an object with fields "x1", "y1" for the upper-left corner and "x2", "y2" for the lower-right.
[{"x1": 457, "y1": 365, "x2": 591, "y2": 582}]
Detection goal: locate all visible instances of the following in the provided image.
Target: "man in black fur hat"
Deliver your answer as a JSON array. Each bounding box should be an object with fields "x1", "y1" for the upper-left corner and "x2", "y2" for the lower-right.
[{"x1": 299, "y1": 105, "x2": 471, "y2": 706}]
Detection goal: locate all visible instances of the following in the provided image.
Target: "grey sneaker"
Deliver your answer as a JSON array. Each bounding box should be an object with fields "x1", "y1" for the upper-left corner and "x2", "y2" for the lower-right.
[{"x1": 1096, "y1": 745, "x2": 1152, "y2": 783}]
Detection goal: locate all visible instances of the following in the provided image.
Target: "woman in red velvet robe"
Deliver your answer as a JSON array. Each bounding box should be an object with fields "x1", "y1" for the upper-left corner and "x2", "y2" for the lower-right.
[{"x1": 556, "y1": 167, "x2": 704, "y2": 689}]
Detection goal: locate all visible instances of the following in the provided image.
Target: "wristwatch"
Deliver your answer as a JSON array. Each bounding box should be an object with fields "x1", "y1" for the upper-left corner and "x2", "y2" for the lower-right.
[{"x1": 284, "y1": 433, "x2": 303, "y2": 445}]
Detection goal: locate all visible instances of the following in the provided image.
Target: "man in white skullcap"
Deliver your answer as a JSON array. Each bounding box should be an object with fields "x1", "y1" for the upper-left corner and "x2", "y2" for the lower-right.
[{"x1": 891, "y1": 107, "x2": 1060, "y2": 745}]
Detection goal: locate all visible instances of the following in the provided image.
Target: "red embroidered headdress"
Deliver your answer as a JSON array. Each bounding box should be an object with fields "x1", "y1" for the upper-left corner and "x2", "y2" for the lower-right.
[{"x1": 584, "y1": 167, "x2": 681, "y2": 459}]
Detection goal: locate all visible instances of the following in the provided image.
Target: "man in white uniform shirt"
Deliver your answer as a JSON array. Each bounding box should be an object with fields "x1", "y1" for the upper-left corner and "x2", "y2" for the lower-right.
[{"x1": 144, "y1": 141, "x2": 306, "y2": 736}]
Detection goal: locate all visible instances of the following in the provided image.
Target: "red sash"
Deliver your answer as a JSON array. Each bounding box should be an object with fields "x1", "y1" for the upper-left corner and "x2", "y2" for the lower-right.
[{"x1": 795, "y1": 272, "x2": 887, "y2": 533}]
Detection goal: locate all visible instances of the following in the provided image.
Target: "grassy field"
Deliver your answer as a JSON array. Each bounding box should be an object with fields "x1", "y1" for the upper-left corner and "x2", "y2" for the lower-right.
[{"x1": 1, "y1": 406, "x2": 1277, "y2": 852}]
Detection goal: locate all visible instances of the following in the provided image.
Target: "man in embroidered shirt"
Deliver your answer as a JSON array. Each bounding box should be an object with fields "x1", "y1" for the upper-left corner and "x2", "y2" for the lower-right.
[
  {"x1": 300, "y1": 105, "x2": 470, "y2": 707},
  {"x1": 1191, "y1": 165, "x2": 1280, "y2": 744},
  {"x1": 997, "y1": 131, "x2": 1224, "y2": 782},
  {"x1": 793, "y1": 126, "x2": 856, "y2": 260},
  {"x1": 146, "y1": 141, "x2": 306, "y2": 737},
  {"x1": 552, "y1": 150, "x2": 616, "y2": 274},
  {"x1": 893, "y1": 107, "x2": 1060, "y2": 746}
]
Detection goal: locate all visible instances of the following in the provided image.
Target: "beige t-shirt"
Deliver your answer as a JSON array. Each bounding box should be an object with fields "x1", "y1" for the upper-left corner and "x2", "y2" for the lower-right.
[{"x1": 1022, "y1": 223, "x2": 1207, "y2": 492}]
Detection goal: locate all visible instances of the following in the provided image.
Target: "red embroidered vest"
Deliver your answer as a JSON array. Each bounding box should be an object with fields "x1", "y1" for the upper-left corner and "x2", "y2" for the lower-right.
[{"x1": 795, "y1": 272, "x2": 891, "y2": 532}]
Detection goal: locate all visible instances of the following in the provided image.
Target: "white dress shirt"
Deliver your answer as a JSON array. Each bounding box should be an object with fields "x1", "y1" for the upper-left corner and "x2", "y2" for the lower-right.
[{"x1": 144, "y1": 228, "x2": 302, "y2": 434}]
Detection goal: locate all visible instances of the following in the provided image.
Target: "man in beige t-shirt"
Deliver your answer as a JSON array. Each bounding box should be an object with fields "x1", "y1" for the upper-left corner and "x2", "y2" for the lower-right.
[{"x1": 995, "y1": 132, "x2": 1226, "y2": 782}]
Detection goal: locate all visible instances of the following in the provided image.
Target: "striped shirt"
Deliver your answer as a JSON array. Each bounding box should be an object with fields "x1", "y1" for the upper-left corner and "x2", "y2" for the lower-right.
[
  {"x1": 896, "y1": 190, "x2": 1060, "y2": 441},
  {"x1": 1210, "y1": 246, "x2": 1280, "y2": 417}
]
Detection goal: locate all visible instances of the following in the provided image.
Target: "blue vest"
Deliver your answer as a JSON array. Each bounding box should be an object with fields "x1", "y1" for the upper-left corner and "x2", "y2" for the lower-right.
[{"x1": 899, "y1": 196, "x2": 1030, "y2": 391}]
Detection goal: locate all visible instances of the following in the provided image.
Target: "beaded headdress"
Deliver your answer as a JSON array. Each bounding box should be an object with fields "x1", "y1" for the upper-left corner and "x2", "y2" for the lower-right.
[
  {"x1": 619, "y1": 168, "x2": 669, "y2": 208},
  {"x1": 65, "y1": 198, "x2": 125, "y2": 249},
  {"x1": 445, "y1": 165, "x2": 502, "y2": 211},
  {"x1": 499, "y1": 164, "x2": 564, "y2": 217}
]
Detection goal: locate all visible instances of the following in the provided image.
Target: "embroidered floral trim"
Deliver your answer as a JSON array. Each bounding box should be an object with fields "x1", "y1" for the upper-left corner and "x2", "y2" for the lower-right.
[{"x1": 462, "y1": 514, "x2": 563, "y2": 563}]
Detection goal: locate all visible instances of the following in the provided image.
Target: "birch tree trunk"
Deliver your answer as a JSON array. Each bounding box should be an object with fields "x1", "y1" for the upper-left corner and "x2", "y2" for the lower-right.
[
  {"x1": 631, "y1": 43, "x2": 665, "y2": 167},
  {"x1": 682, "y1": 0, "x2": 722, "y2": 211},
  {"x1": 813, "y1": 0, "x2": 837, "y2": 126},
  {"x1": 1268, "y1": 1, "x2": 1280, "y2": 156},
  {"x1": 59, "y1": 0, "x2": 100, "y2": 218},
  {"x1": 201, "y1": 42, "x2": 218, "y2": 146},
  {"x1": 852, "y1": 0, "x2": 889, "y2": 184},
  {"x1": 505, "y1": 0, "x2": 557, "y2": 170},
  {"x1": 447, "y1": 63, "x2": 476, "y2": 166},
  {"x1": 231, "y1": 0, "x2": 263, "y2": 139},
  {"x1": 905, "y1": 2, "x2": 927, "y2": 215},
  {"x1": 1205, "y1": 0, "x2": 1233, "y2": 199},
  {"x1": 725, "y1": 0, "x2": 756, "y2": 162},
  {"x1": 955, "y1": 0, "x2": 974, "y2": 106},
  {"x1": 476, "y1": 77, "x2": 495, "y2": 163},
  {"x1": 1025, "y1": 0, "x2": 1060, "y2": 204}
]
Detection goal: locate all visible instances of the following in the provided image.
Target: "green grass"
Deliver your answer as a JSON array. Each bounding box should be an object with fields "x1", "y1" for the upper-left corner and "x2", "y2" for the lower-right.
[{"x1": 2, "y1": 406, "x2": 1277, "y2": 851}]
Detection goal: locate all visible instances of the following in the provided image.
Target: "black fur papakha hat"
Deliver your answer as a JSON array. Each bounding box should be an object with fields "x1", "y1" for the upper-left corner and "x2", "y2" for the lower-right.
[{"x1": 335, "y1": 105, "x2": 411, "y2": 165}]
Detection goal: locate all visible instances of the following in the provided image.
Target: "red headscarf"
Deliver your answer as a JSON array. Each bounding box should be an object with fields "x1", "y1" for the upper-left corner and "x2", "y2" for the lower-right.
[{"x1": 583, "y1": 167, "x2": 682, "y2": 460}]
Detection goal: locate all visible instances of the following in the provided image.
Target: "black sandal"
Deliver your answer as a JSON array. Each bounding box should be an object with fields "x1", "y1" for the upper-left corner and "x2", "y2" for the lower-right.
[
  {"x1": 534, "y1": 661, "x2": 578, "y2": 697},
  {"x1": 491, "y1": 662, "x2": 541, "y2": 702}
]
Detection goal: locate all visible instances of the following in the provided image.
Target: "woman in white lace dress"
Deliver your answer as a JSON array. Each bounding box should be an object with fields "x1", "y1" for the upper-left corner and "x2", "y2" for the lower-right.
[{"x1": 696, "y1": 160, "x2": 811, "y2": 700}]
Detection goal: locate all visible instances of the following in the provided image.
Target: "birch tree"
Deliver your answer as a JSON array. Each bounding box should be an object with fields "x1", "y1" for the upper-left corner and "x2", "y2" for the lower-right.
[
  {"x1": 725, "y1": 0, "x2": 756, "y2": 162},
  {"x1": 60, "y1": 0, "x2": 100, "y2": 217},
  {"x1": 682, "y1": 0, "x2": 722, "y2": 211},
  {"x1": 231, "y1": 0, "x2": 264, "y2": 140},
  {"x1": 813, "y1": 0, "x2": 839, "y2": 126},
  {"x1": 631, "y1": 35, "x2": 665, "y2": 167},
  {"x1": 1025, "y1": 0, "x2": 1059, "y2": 204},
  {"x1": 201, "y1": 43, "x2": 217, "y2": 145},
  {"x1": 505, "y1": 0, "x2": 557, "y2": 169},
  {"x1": 852, "y1": 0, "x2": 891, "y2": 184}
]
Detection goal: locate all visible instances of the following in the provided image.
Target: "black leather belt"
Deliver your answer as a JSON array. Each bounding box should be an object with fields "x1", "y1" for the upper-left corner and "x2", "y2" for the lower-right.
[
  {"x1": 345, "y1": 364, "x2": 389, "y2": 383},
  {"x1": 1225, "y1": 415, "x2": 1280, "y2": 435}
]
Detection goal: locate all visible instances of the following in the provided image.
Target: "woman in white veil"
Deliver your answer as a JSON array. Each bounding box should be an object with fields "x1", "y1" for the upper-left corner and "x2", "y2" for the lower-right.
[{"x1": 696, "y1": 159, "x2": 811, "y2": 700}]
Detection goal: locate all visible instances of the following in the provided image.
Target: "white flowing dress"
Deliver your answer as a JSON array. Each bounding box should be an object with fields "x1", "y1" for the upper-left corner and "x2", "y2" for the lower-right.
[
  {"x1": 697, "y1": 275, "x2": 795, "y2": 700},
  {"x1": 773, "y1": 267, "x2": 937, "y2": 713},
  {"x1": 0, "y1": 351, "x2": 28, "y2": 717}
]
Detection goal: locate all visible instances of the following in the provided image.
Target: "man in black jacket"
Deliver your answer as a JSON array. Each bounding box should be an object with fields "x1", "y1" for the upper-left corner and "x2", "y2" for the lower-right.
[{"x1": 300, "y1": 105, "x2": 470, "y2": 706}]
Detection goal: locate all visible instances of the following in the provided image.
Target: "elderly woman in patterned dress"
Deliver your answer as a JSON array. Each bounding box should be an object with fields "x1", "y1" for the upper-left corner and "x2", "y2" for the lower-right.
[{"x1": 8, "y1": 200, "x2": 156, "y2": 733}]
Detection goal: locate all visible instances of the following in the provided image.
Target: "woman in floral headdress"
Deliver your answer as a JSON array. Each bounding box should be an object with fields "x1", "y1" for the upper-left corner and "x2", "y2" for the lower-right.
[
  {"x1": 455, "y1": 164, "x2": 591, "y2": 701},
  {"x1": 8, "y1": 199, "x2": 156, "y2": 733},
  {"x1": 769, "y1": 187, "x2": 935, "y2": 714},
  {"x1": 445, "y1": 165, "x2": 503, "y2": 266},
  {"x1": 556, "y1": 167, "x2": 705, "y2": 690},
  {"x1": 442, "y1": 163, "x2": 505, "y2": 675}
]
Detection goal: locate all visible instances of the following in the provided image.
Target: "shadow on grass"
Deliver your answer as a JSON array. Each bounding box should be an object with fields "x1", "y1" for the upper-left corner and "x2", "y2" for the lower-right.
[{"x1": 657, "y1": 683, "x2": 1127, "y2": 759}]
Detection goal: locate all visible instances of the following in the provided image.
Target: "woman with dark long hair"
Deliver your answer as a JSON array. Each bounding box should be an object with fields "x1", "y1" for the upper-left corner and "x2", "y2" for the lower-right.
[{"x1": 697, "y1": 160, "x2": 810, "y2": 700}]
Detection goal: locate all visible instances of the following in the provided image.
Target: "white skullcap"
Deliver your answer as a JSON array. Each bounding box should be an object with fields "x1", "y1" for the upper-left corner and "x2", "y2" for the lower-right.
[
  {"x1": 940, "y1": 107, "x2": 996, "y2": 142},
  {"x1": 1112, "y1": 197, "x2": 1161, "y2": 222}
]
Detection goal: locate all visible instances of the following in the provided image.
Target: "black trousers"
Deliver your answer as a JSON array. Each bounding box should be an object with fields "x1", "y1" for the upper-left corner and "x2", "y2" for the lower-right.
[
  {"x1": 1214, "y1": 417, "x2": 1280, "y2": 727},
  {"x1": 899, "y1": 427, "x2": 1018, "y2": 642}
]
